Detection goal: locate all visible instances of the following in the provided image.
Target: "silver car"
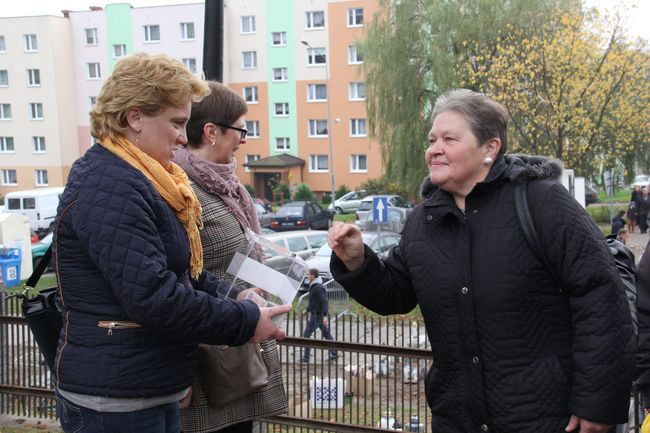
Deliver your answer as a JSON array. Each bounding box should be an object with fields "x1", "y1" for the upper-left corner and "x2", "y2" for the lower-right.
[
  {"x1": 355, "y1": 195, "x2": 413, "y2": 230},
  {"x1": 328, "y1": 190, "x2": 368, "y2": 214},
  {"x1": 305, "y1": 231, "x2": 402, "y2": 280}
]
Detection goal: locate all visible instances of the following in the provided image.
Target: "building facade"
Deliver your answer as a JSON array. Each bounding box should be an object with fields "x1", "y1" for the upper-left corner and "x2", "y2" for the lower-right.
[{"x1": 0, "y1": 0, "x2": 382, "y2": 200}]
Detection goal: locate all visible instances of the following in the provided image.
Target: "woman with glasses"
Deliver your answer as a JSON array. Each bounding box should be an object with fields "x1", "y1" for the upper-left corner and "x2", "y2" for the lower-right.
[
  {"x1": 52, "y1": 54, "x2": 288, "y2": 433},
  {"x1": 173, "y1": 81, "x2": 287, "y2": 433}
]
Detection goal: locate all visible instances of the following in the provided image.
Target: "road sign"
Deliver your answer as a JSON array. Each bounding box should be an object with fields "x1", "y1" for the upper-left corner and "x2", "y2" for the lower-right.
[{"x1": 372, "y1": 196, "x2": 388, "y2": 225}]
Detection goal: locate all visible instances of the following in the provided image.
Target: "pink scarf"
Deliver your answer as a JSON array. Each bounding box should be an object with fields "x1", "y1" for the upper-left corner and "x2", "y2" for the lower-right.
[{"x1": 172, "y1": 145, "x2": 261, "y2": 235}]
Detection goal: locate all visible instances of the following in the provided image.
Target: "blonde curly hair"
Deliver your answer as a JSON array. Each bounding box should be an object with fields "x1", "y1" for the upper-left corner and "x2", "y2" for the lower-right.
[{"x1": 90, "y1": 52, "x2": 210, "y2": 140}]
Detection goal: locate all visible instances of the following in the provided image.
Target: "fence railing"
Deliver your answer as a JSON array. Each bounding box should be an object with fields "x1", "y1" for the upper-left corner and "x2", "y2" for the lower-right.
[{"x1": 0, "y1": 289, "x2": 645, "y2": 433}]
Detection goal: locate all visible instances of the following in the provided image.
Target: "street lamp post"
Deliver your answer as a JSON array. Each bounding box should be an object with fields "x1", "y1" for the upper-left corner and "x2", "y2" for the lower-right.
[{"x1": 301, "y1": 39, "x2": 336, "y2": 207}]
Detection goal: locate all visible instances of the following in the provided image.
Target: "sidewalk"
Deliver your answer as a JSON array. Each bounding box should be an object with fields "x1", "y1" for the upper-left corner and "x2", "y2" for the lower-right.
[{"x1": 627, "y1": 230, "x2": 649, "y2": 264}]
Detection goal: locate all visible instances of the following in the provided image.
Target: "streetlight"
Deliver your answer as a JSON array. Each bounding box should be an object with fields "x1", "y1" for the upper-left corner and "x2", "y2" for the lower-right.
[{"x1": 301, "y1": 38, "x2": 336, "y2": 207}]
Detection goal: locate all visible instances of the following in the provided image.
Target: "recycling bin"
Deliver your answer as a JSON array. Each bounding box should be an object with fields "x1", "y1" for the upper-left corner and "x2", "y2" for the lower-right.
[{"x1": 0, "y1": 248, "x2": 22, "y2": 287}]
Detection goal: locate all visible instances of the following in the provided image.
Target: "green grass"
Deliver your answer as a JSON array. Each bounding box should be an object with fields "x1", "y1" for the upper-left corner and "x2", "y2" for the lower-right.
[
  {"x1": 3, "y1": 274, "x2": 57, "y2": 295},
  {"x1": 598, "y1": 188, "x2": 633, "y2": 204}
]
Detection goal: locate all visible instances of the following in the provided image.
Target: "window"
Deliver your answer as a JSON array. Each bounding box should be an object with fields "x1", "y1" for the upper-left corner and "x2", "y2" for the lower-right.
[
  {"x1": 0, "y1": 36, "x2": 5, "y2": 52},
  {"x1": 307, "y1": 48, "x2": 326, "y2": 65},
  {"x1": 32, "y1": 136, "x2": 46, "y2": 153},
  {"x1": 350, "y1": 118, "x2": 367, "y2": 136},
  {"x1": 308, "y1": 119, "x2": 328, "y2": 137},
  {"x1": 271, "y1": 31, "x2": 287, "y2": 46},
  {"x1": 349, "y1": 82, "x2": 366, "y2": 100},
  {"x1": 143, "y1": 25, "x2": 160, "y2": 42},
  {"x1": 245, "y1": 154, "x2": 260, "y2": 172},
  {"x1": 35, "y1": 169, "x2": 48, "y2": 186},
  {"x1": 29, "y1": 103, "x2": 43, "y2": 120},
  {"x1": 27, "y1": 69, "x2": 40, "y2": 86},
  {"x1": 350, "y1": 154, "x2": 367, "y2": 172},
  {"x1": 306, "y1": 11, "x2": 325, "y2": 29},
  {"x1": 245, "y1": 121, "x2": 259, "y2": 138},
  {"x1": 307, "y1": 84, "x2": 327, "y2": 101},
  {"x1": 87, "y1": 63, "x2": 101, "y2": 79},
  {"x1": 1, "y1": 170, "x2": 17, "y2": 186},
  {"x1": 182, "y1": 58, "x2": 197, "y2": 74},
  {"x1": 0, "y1": 104, "x2": 11, "y2": 120},
  {"x1": 84, "y1": 28, "x2": 98, "y2": 45},
  {"x1": 0, "y1": 70, "x2": 7, "y2": 87},
  {"x1": 347, "y1": 8, "x2": 364, "y2": 26},
  {"x1": 243, "y1": 86, "x2": 258, "y2": 103},
  {"x1": 241, "y1": 16, "x2": 256, "y2": 34},
  {"x1": 89, "y1": 96, "x2": 96, "y2": 107},
  {"x1": 0, "y1": 137, "x2": 14, "y2": 153},
  {"x1": 275, "y1": 137, "x2": 290, "y2": 151},
  {"x1": 113, "y1": 44, "x2": 126, "y2": 58},
  {"x1": 274, "y1": 102, "x2": 289, "y2": 116},
  {"x1": 272, "y1": 67, "x2": 288, "y2": 81},
  {"x1": 24, "y1": 34, "x2": 38, "y2": 52},
  {"x1": 348, "y1": 45, "x2": 364, "y2": 64},
  {"x1": 180, "y1": 22, "x2": 195, "y2": 40},
  {"x1": 242, "y1": 51, "x2": 257, "y2": 69},
  {"x1": 309, "y1": 155, "x2": 329, "y2": 172}
]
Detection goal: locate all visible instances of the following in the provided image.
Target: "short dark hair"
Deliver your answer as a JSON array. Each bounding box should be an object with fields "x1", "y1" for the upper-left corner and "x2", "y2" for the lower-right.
[
  {"x1": 431, "y1": 89, "x2": 509, "y2": 156},
  {"x1": 186, "y1": 81, "x2": 248, "y2": 148},
  {"x1": 309, "y1": 268, "x2": 319, "y2": 278}
]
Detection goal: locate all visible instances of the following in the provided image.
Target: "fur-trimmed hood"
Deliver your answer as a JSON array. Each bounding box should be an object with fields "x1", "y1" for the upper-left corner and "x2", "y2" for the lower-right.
[{"x1": 420, "y1": 154, "x2": 563, "y2": 199}]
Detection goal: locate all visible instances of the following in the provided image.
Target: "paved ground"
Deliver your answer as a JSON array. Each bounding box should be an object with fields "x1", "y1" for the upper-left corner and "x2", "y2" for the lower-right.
[{"x1": 627, "y1": 230, "x2": 648, "y2": 265}]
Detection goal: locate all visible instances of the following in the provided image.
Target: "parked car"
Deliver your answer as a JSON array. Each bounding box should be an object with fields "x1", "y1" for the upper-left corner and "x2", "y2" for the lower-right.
[
  {"x1": 31, "y1": 231, "x2": 53, "y2": 270},
  {"x1": 361, "y1": 207, "x2": 409, "y2": 233},
  {"x1": 269, "y1": 201, "x2": 333, "y2": 231},
  {"x1": 632, "y1": 174, "x2": 649, "y2": 188},
  {"x1": 261, "y1": 230, "x2": 329, "y2": 260},
  {"x1": 585, "y1": 184, "x2": 599, "y2": 206},
  {"x1": 327, "y1": 190, "x2": 368, "y2": 214},
  {"x1": 355, "y1": 195, "x2": 413, "y2": 230},
  {"x1": 255, "y1": 203, "x2": 275, "y2": 228},
  {"x1": 305, "y1": 231, "x2": 401, "y2": 280}
]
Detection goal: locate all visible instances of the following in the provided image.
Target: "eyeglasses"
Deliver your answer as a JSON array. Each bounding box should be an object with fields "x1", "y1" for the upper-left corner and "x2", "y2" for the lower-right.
[{"x1": 217, "y1": 123, "x2": 248, "y2": 140}]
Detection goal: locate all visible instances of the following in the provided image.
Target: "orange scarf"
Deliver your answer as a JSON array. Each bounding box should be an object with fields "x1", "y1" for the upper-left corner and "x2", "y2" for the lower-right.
[{"x1": 100, "y1": 136, "x2": 203, "y2": 280}]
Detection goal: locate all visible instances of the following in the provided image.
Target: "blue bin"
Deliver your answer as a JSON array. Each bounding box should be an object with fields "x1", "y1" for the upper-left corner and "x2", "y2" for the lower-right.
[{"x1": 0, "y1": 248, "x2": 22, "y2": 287}]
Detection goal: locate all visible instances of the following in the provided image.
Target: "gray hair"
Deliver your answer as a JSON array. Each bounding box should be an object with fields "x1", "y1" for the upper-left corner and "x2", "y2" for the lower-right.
[{"x1": 431, "y1": 89, "x2": 508, "y2": 156}]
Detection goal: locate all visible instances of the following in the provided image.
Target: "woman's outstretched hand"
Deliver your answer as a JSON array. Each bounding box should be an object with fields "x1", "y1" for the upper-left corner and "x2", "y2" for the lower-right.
[{"x1": 328, "y1": 222, "x2": 365, "y2": 271}]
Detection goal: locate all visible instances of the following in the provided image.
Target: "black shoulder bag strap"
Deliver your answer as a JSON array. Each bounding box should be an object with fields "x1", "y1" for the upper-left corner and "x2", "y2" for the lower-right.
[
  {"x1": 24, "y1": 245, "x2": 53, "y2": 290},
  {"x1": 514, "y1": 182, "x2": 562, "y2": 290}
]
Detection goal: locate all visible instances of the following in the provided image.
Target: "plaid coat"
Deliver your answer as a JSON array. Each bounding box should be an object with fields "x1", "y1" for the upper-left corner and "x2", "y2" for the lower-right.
[{"x1": 181, "y1": 181, "x2": 288, "y2": 432}]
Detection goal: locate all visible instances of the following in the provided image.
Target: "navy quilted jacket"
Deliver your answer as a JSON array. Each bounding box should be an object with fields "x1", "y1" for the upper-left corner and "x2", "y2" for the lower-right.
[
  {"x1": 53, "y1": 144, "x2": 260, "y2": 398},
  {"x1": 332, "y1": 155, "x2": 635, "y2": 432}
]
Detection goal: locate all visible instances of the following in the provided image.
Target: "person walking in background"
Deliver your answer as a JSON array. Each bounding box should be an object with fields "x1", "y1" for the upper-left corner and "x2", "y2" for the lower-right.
[
  {"x1": 328, "y1": 89, "x2": 634, "y2": 433},
  {"x1": 300, "y1": 268, "x2": 337, "y2": 363},
  {"x1": 611, "y1": 209, "x2": 627, "y2": 236},
  {"x1": 53, "y1": 53, "x2": 288, "y2": 433},
  {"x1": 628, "y1": 201, "x2": 638, "y2": 233},
  {"x1": 172, "y1": 81, "x2": 287, "y2": 433},
  {"x1": 636, "y1": 186, "x2": 650, "y2": 234},
  {"x1": 616, "y1": 228, "x2": 630, "y2": 245},
  {"x1": 632, "y1": 185, "x2": 642, "y2": 203}
]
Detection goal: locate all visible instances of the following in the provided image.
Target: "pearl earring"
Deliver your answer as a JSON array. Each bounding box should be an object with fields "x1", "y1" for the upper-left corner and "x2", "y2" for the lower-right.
[
  {"x1": 483, "y1": 156, "x2": 494, "y2": 165},
  {"x1": 211, "y1": 141, "x2": 216, "y2": 146}
]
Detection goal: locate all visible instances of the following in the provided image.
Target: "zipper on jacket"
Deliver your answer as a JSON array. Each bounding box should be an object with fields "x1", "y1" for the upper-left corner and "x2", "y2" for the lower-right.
[{"x1": 97, "y1": 320, "x2": 143, "y2": 335}]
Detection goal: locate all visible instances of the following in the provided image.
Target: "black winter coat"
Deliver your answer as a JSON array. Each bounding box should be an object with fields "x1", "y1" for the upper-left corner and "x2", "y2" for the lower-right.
[
  {"x1": 331, "y1": 155, "x2": 635, "y2": 432},
  {"x1": 636, "y1": 239, "x2": 650, "y2": 406},
  {"x1": 307, "y1": 280, "x2": 328, "y2": 314},
  {"x1": 54, "y1": 144, "x2": 260, "y2": 398}
]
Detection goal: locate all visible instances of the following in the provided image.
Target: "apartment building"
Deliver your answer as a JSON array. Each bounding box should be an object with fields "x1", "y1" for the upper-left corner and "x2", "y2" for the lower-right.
[
  {"x1": 0, "y1": 0, "x2": 382, "y2": 200},
  {"x1": 0, "y1": 16, "x2": 78, "y2": 195}
]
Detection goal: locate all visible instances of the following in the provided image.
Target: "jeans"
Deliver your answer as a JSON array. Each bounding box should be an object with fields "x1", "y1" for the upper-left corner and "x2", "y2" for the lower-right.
[
  {"x1": 301, "y1": 312, "x2": 337, "y2": 361},
  {"x1": 55, "y1": 391, "x2": 180, "y2": 433}
]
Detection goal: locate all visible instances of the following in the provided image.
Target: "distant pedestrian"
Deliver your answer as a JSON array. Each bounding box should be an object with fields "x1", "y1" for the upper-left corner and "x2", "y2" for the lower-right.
[
  {"x1": 300, "y1": 268, "x2": 337, "y2": 363},
  {"x1": 611, "y1": 209, "x2": 627, "y2": 236},
  {"x1": 628, "y1": 201, "x2": 638, "y2": 233},
  {"x1": 617, "y1": 228, "x2": 630, "y2": 245},
  {"x1": 637, "y1": 186, "x2": 650, "y2": 234}
]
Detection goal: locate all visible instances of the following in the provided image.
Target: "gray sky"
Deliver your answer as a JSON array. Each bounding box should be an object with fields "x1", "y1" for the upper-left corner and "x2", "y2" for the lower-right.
[{"x1": 1, "y1": 0, "x2": 648, "y2": 41}]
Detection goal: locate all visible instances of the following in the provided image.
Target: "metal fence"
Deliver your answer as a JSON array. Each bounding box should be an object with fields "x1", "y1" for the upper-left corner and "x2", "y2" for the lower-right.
[{"x1": 0, "y1": 288, "x2": 645, "y2": 433}]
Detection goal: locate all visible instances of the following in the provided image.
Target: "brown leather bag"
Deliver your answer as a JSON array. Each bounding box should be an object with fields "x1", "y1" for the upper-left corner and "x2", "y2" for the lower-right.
[{"x1": 197, "y1": 343, "x2": 269, "y2": 407}]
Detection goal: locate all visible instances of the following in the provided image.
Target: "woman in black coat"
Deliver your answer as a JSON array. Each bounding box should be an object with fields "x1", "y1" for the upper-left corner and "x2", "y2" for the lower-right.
[{"x1": 328, "y1": 89, "x2": 635, "y2": 433}]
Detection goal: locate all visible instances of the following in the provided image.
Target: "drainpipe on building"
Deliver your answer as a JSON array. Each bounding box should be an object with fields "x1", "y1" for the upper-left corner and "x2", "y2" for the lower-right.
[{"x1": 203, "y1": 0, "x2": 224, "y2": 82}]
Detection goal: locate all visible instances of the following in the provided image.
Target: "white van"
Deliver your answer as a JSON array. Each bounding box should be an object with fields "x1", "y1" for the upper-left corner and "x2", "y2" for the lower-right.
[{"x1": 4, "y1": 187, "x2": 65, "y2": 232}]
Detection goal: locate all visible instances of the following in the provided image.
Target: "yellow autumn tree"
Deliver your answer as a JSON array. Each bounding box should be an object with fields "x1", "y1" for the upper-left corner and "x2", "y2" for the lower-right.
[{"x1": 463, "y1": 10, "x2": 649, "y2": 177}]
